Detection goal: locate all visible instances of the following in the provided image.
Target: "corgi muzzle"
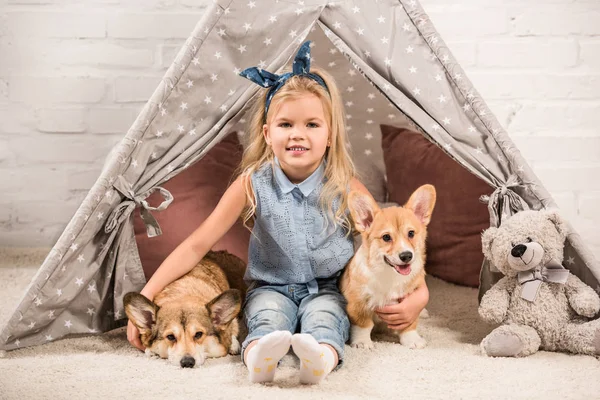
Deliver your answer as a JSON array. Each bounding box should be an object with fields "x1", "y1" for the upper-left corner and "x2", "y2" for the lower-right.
[{"x1": 384, "y1": 252, "x2": 413, "y2": 275}]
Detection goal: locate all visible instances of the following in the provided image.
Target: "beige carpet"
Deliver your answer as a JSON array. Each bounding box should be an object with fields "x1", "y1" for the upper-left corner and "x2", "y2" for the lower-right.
[{"x1": 0, "y1": 248, "x2": 599, "y2": 400}]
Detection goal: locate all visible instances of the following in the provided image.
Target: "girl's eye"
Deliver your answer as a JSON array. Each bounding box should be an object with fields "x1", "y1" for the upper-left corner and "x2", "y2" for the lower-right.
[
  {"x1": 382, "y1": 234, "x2": 392, "y2": 242},
  {"x1": 166, "y1": 334, "x2": 176, "y2": 342},
  {"x1": 408, "y1": 230, "x2": 415, "y2": 238},
  {"x1": 279, "y1": 122, "x2": 291, "y2": 128},
  {"x1": 194, "y1": 332, "x2": 203, "y2": 340},
  {"x1": 307, "y1": 122, "x2": 319, "y2": 128}
]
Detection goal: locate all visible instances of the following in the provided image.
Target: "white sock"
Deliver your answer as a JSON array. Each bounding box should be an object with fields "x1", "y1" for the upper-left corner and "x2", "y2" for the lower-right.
[
  {"x1": 245, "y1": 330, "x2": 292, "y2": 383},
  {"x1": 291, "y1": 333, "x2": 337, "y2": 385}
]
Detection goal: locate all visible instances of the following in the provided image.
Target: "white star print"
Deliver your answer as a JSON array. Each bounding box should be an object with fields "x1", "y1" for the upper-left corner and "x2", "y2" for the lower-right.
[
  {"x1": 34, "y1": 297, "x2": 42, "y2": 306},
  {"x1": 368, "y1": 93, "x2": 375, "y2": 99},
  {"x1": 114, "y1": 310, "x2": 122, "y2": 319},
  {"x1": 384, "y1": 58, "x2": 391, "y2": 66},
  {"x1": 347, "y1": 86, "x2": 355, "y2": 93},
  {"x1": 192, "y1": 57, "x2": 199, "y2": 66},
  {"x1": 87, "y1": 308, "x2": 96, "y2": 316},
  {"x1": 475, "y1": 147, "x2": 483, "y2": 155},
  {"x1": 438, "y1": 94, "x2": 447, "y2": 103},
  {"x1": 64, "y1": 320, "x2": 72, "y2": 328},
  {"x1": 289, "y1": 30, "x2": 298, "y2": 38},
  {"x1": 409, "y1": 66, "x2": 417, "y2": 73},
  {"x1": 45, "y1": 335, "x2": 53, "y2": 341},
  {"x1": 444, "y1": 143, "x2": 452, "y2": 151},
  {"x1": 56, "y1": 289, "x2": 62, "y2": 296},
  {"x1": 356, "y1": 27, "x2": 364, "y2": 35},
  {"x1": 295, "y1": 8, "x2": 303, "y2": 15},
  {"x1": 214, "y1": 51, "x2": 222, "y2": 59},
  {"x1": 228, "y1": 89, "x2": 235, "y2": 96},
  {"x1": 48, "y1": 310, "x2": 55, "y2": 319},
  {"x1": 204, "y1": 96, "x2": 212, "y2": 104},
  {"x1": 435, "y1": 74, "x2": 443, "y2": 82},
  {"x1": 403, "y1": 23, "x2": 411, "y2": 31},
  {"x1": 367, "y1": 108, "x2": 374, "y2": 113},
  {"x1": 269, "y1": 15, "x2": 277, "y2": 23},
  {"x1": 243, "y1": 22, "x2": 252, "y2": 31},
  {"x1": 96, "y1": 212, "x2": 104, "y2": 220},
  {"x1": 177, "y1": 124, "x2": 184, "y2": 133},
  {"x1": 220, "y1": 104, "x2": 228, "y2": 112},
  {"x1": 28, "y1": 322, "x2": 36, "y2": 329},
  {"x1": 365, "y1": 133, "x2": 373, "y2": 140},
  {"x1": 364, "y1": 51, "x2": 371, "y2": 58},
  {"x1": 167, "y1": 165, "x2": 175, "y2": 173},
  {"x1": 468, "y1": 125, "x2": 476, "y2": 133},
  {"x1": 87, "y1": 282, "x2": 96, "y2": 293},
  {"x1": 387, "y1": 114, "x2": 395, "y2": 119},
  {"x1": 247, "y1": 1, "x2": 256, "y2": 8},
  {"x1": 364, "y1": 149, "x2": 372, "y2": 156},
  {"x1": 413, "y1": 87, "x2": 421, "y2": 95},
  {"x1": 238, "y1": 45, "x2": 247, "y2": 53},
  {"x1": 217, "y1": 28, "x2": 226, "y2": 37},
  {"x1": 70, "y1": 243, "x2": 78, "y2": 252},
  {"x1": 264, "y1": 37, "x2": 272, "y2": 46},
  {"x1": 160, "y1": 108, "x2": 167, "y2": 116},
  {"x1": 383, "y1": 83, "x2": 391, "y2": 91},
  {"x1": 463, "y1": 103, "x2": 471, "y2": 111},
  {"x1": 366, "y1": 120, "x2": 373, "y2": 124},
  {"x1": 353, "y1": 6, "x2": 360, "y2": 13},
  {"x1": 75, "y1": 277, "x2": 83, "y2": 287},
  {"x1": 567, "y1": 256, "x2": 575, "y2": 265},
  {"x1": 131, "y1": 159, "x2": 138, "y2": 168},
  {"x1": 443, "y1": 117, "x2": 451, "y2": 125},
  {"x1": 211, "y1": 73, "x2": 218, "y2": 82},
  {"x1": 156, "y1": 130, "x2": 163, "y2": 137},
  {"x1": 381, "y1": 36, "x2": 389, "y2": 44},
  {"x1": 378, "y1": 15, "x2": 385, "y2": 23},
  {"x1": 518, "y1": 165, "x2": 525, "y2": 172},
  {"x1": 15, "y1": 339, "x2": 20, "y2": 347},
  {"x1": 77, "y1": 254, "x2": 85, "y2": 263},
  {"x1": 188, "y1": 129, "x2": 196, "y2": 136},
  {"x1": 345, "y1": 101, "x2": 354, "y2": 107},
  {"x1": 442, "y1": 54, "x2": 450, "y2": 63},
  {"x1": 406, "y1": 46, "x2": 414, "y2": 54}
]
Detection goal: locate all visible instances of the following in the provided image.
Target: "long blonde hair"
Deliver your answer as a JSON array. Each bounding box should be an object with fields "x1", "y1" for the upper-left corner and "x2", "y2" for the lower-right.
[{"x1": 238, "y1": 67, "x2": 356, "y2": 233}]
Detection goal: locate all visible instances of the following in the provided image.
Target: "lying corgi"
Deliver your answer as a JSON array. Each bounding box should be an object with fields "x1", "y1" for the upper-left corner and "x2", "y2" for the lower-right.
[
  {"x1": 340, "y1": 184, "x2": 436, "y2": 349},
  {"x1": 124, "y1": 250, "x2": 244, "y2": 368}
]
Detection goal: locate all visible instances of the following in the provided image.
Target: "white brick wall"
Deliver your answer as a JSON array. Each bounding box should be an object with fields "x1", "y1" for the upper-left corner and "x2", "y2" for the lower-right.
[{"x1": 1, "y1": 0, "x2": 599, "y2": 259}]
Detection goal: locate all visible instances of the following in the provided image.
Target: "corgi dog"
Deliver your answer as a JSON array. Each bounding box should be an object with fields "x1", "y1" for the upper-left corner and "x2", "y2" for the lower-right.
[
  {"x1": 124, "y1": 250, "x2": 244, "y2": 368},
  {"x1": 340, "y1": 184, "x2": 436, "y2": 350}
]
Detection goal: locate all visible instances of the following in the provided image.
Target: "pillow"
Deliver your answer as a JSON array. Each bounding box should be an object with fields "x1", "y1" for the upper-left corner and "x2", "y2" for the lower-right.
[
  {"x1": 381, "y1": 124, "x2": 492, "y2": 287},
  {"x1": 134, "y1": 132, "x2": 250, "y2": 281}
]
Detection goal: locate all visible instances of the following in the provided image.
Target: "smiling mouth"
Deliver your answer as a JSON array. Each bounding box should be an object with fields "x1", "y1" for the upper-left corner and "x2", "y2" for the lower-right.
[
  {"x1": 384, "y1": 256, "x2": 412, "y2": 275},
  {"x1": 521, "y1": 249, "x2": 535, "y2": 265},
  {"x1": 286, "y1": 146, "x2": 309, "y2": 151}
]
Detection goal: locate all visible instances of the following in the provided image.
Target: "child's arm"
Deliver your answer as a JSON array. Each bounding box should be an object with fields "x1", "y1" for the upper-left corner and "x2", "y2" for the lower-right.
[
  {"x1": 374, "y1": 282, "x2": 429, "y2": 330},
  {"x1": 140, "y1": 175, "x2": 248, "y2": 300}
]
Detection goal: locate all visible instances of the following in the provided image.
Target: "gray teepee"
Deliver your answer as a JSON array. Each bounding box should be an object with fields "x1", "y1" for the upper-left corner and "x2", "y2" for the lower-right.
[{"x1": 2, "y1": 0, "x2": 598, "y2": 351}]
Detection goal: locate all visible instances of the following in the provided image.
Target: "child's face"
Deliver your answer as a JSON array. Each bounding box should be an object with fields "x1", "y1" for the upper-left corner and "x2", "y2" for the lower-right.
[{"x1": 263, "y1": 93, "x2": 330, "y2": 184}]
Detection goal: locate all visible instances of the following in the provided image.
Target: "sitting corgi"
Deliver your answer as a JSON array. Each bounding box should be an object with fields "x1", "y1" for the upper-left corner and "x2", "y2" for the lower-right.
[
  {"x1": 124, "y1": 250, "x2": 244, "y2": 368},
  {"x1": 340, "y1": 185, "x2": 436, "y2": 349}
]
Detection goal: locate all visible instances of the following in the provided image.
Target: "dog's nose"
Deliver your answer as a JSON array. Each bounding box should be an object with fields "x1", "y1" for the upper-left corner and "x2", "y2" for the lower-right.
[
  {"x1": 511, "y1": 244, "x2": 527, "y2": 258},
  {"x1": 399, "y1": 251, "x2": 413, "y2": 263},
  {"x1": 180, "y1": 356, "x2": 196, "y2": 368}
]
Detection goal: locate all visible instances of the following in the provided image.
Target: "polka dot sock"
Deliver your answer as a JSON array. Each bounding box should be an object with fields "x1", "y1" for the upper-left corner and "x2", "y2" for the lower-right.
[
  {"x1": 291, "y1": 333, "x2": 336, "y2": 385},
  {"x1": 246, "y1": 330, "x2": 292, "y2": 383}
]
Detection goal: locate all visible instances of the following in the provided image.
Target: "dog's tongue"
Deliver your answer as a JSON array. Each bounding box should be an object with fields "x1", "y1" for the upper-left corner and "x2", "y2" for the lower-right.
[{"x1": 393, "y1": 264, "x2": 411, "y2": 275}]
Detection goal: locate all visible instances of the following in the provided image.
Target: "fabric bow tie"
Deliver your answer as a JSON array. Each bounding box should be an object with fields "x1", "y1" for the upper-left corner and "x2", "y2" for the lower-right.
[
  {"x1": 238, "y1": 41, "x2": 329, "y2": 117},
  {"x1": 517, "y1": 259, "x2": 569, "y2": 302}
]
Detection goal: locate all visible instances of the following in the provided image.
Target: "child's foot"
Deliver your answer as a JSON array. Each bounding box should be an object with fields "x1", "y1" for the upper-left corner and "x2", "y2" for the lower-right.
[
  {"x1": 246, "y1": 330, "x2": 292, "y2": 383},
  {"x1": 291, "y1": 333, "x2": 336, "y2": 385}
]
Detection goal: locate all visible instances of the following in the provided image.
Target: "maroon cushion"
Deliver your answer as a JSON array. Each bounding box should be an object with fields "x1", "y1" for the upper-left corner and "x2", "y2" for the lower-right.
[
  {"x1": 381, "y1": 124, "x2": 492, "y2": 287},
  {"x1": 134, "y1": 133, "x2": 250, "y2": 281}
]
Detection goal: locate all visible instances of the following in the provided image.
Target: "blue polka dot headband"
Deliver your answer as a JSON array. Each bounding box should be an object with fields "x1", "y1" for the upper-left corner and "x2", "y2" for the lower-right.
[{"x1": 239, "y1": 41, "x2": 329, "y2": 119}]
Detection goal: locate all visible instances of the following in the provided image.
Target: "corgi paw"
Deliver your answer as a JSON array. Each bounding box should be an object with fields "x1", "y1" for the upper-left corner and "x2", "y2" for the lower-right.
[
  {"x1": 229, "y1": 336, "x2": 241, "y2": 355},
  {"x1": 400, "y1": 331, "x2": 427, "y2": 349},
  {"x1": 350, "y1": 339, "x2": 374, "y2": 349}
]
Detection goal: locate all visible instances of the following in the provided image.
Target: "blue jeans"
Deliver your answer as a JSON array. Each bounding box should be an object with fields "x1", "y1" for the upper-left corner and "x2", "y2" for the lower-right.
[{"x1": 241, "y1": 277, "x2": 350, "y2": 369}]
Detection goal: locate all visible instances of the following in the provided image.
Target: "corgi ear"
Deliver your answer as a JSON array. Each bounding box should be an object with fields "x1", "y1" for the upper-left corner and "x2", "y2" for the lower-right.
[
  {"x1": 348, "y1": 191, "x2": 380, "y2": 233},
  {"x1": 123, "y1": 292, "x2": 159, "y2": 335},
  {"x1": 404, "y1": 184, "x2": 436, "y2": 226},
  {"x1": 206, "y1": 289, "x2": 242, "y2": 329}
]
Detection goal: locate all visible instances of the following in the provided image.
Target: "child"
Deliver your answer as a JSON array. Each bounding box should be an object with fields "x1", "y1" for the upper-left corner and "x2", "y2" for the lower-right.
[{"x1": 127, "y1": 41, "x2": 429, "y2": 384}]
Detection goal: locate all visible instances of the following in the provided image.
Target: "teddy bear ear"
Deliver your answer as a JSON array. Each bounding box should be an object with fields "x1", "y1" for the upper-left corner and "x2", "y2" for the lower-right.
[
  {"x1": 481, "y1": 227, "x2": 498, "y2": 261},
  {"x1": 544, "y1": 209, "x2": 569, "y2": 238}
]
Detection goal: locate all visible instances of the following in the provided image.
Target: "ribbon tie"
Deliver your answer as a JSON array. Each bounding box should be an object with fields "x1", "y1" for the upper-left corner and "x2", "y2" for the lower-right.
[
  {"x1": 486, "y1": 175, "x2": 530, "y2": 227},
  {"x1": 239, "y1": 41, "x2": 329, "y2": 118},
  {"x1": 517, "y1": 259, "x2": 570, "y2": 302},
  {"x1": 105, "y1": 175, "x2": 173, "y2": 237}
]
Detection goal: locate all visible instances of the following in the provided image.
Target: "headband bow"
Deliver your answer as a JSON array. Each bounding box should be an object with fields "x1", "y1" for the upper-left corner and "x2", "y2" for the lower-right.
[{"x1": 239, "y1": 41, "x2": 329, "y2": 118}]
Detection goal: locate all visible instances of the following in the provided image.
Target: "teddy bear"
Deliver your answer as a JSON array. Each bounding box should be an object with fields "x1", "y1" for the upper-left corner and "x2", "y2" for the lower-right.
[{"x1": 478, "y1": 209, "x2": 600, "y2": 357}]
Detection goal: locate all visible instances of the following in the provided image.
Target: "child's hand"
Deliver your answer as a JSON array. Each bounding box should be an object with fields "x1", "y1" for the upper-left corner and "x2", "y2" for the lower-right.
[
  {"x1": 127, "y1": 320, "x2": 145, "y2": 351},
  {"x1": 375, "y1": 283, "x2": 429, "y2": 330}
]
